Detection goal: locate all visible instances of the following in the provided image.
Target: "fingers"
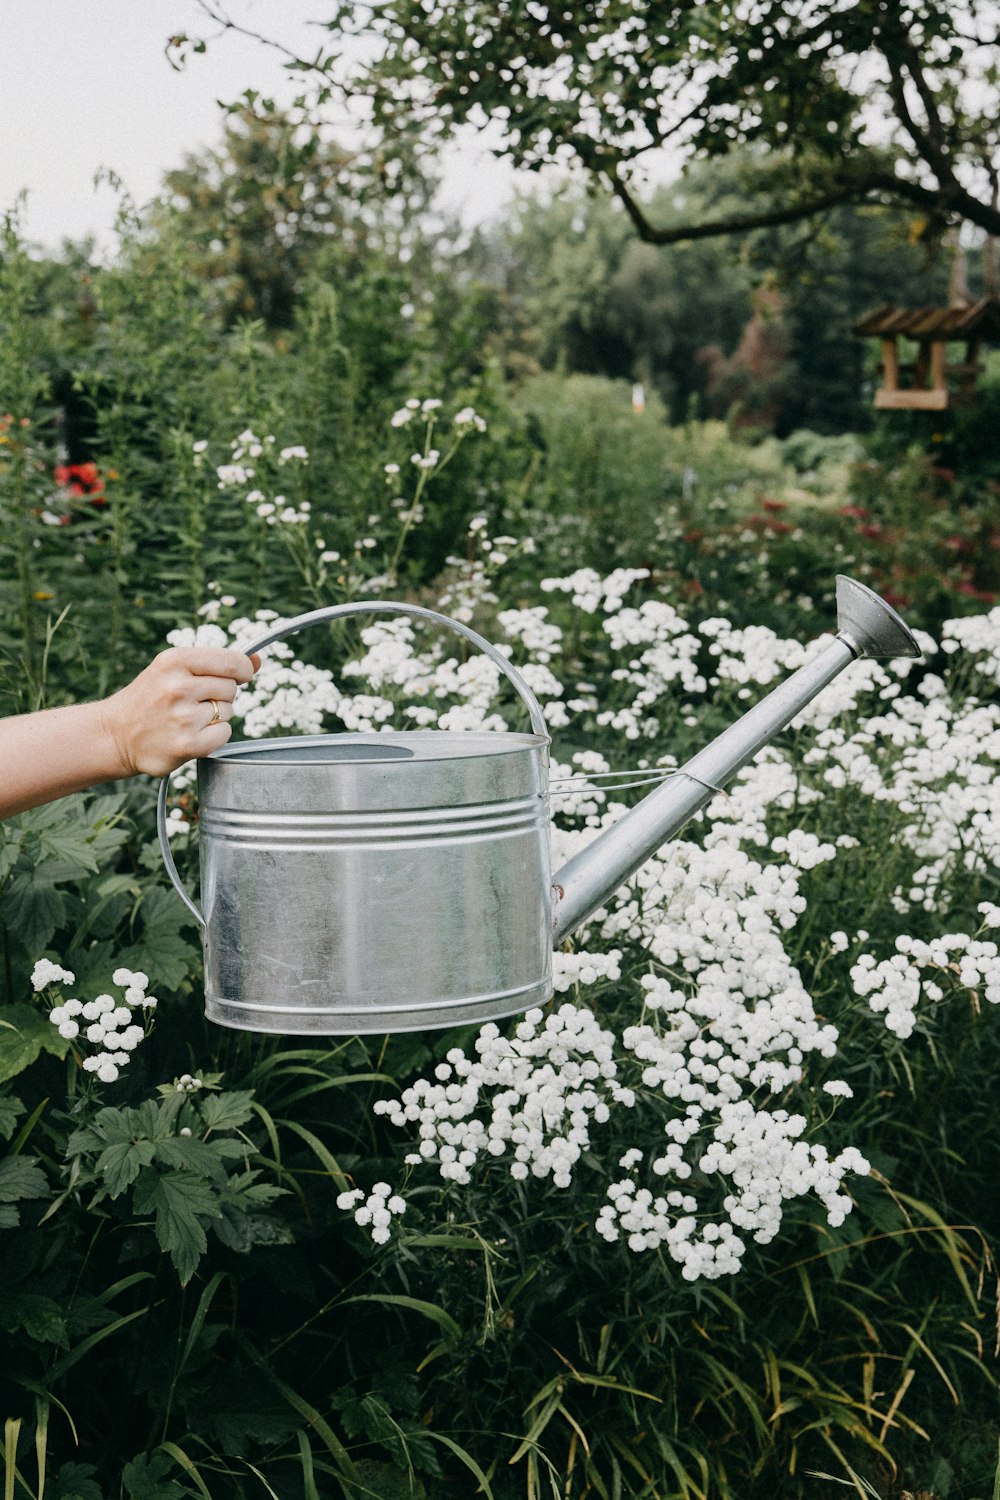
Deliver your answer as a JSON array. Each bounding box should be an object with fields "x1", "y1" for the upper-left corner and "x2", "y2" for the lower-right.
[
  {"x1": 192, "y1": 674, "x2": 244, "y2": 706},
  {"x1": 202, "y1": 698, "x2": 232, "y2": 728},
  {"x1": 200, "y1": 721, "x2": 234, "y2": 753},
  {"x1": 160, "y1": 647, "x2": 260, "y2": 684}
]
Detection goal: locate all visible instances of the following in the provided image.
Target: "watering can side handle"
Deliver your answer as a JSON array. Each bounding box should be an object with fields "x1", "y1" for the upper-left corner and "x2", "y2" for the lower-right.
[
  {"x1": 156, "y1": 773, "x2": 206, "y2": 930},
  {"x1": 238, "y1": 599, "x2": 551, "y2": 739}
]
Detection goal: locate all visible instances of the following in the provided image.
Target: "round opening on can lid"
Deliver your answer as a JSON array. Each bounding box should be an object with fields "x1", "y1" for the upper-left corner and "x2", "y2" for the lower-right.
[{"x1": 212, "y1": 741, "x2": 416, "y2": 764}]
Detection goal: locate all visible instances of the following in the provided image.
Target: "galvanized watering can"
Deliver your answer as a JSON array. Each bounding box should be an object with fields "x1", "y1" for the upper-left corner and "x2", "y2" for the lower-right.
[{"x1": 158, "y1": 579, "x2": 919, "y2": 1035}]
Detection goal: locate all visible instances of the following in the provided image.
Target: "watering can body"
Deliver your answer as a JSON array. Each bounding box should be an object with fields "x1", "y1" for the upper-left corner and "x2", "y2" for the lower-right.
[
  {"x1": 158, "y1": 581, "x2": 921, "y2": 1035},
  {"x1": 196, "y1": 729, "x2": 551, "y2": 1034}
]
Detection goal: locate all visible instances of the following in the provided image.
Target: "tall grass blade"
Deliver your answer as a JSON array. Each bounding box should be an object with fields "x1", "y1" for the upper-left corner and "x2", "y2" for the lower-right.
[
  {"x1": 425, "y1": 1432, "x2": 495, "y2": 1498},
  {"x1": 3, "y1": 1420, "x2": 22, "y2": 1500},
  {"x1": 32, "y1": 1400, "x2": 47, "y2": 1500}
]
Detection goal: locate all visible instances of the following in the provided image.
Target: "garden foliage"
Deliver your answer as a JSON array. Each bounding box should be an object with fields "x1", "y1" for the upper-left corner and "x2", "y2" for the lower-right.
[{"x1": 2, "y1": 182, "x2": 1000, "y2": 1500}]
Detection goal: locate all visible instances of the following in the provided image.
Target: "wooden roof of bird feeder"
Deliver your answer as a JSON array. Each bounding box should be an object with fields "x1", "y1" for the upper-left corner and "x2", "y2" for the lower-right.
[{"x1": 853, "y1": 298, "x2": 1000, "y2": 410}]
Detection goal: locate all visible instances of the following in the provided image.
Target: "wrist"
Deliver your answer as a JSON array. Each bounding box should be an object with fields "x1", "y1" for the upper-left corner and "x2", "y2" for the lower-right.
[{"x1": 93, "y1": 692, "x2": 136, "y2": 779}]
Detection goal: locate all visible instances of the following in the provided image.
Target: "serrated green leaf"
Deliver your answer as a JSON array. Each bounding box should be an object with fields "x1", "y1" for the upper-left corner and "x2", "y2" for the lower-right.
[
  {"x1": 0, "y1": 1096, "x2": 24, "y2": 1141},
  {"x1": 139, "y1": 884, "x2": 193, "y2": 936},
  {"x1": 199, "y1": 1090, "x2": 256, "y2": 1132},
  {"x1": 0, "y1": 834, "x2": 21, "y2": 883},
  {"x1": 2, "y1": 877, "x2": 68, "y2": 956},
  {"x1": 118, "y1": 931, "x2": 197, "y2": 989},
  {"x1": 0, "y1": 1006, "x2": 70, "y2": 1086},
  {"x1": 122, "y1": 1451, "x2": 186, "y2": 1500},
  {"x1": 66, "y1": 1105, "x2": 131, "y2": 1157},
  {"x1": 2, "y1": 1292, "x2": 69, "y2": 1348},
  {"x1": 152, "y1": 1135, "x2": 230, "y2": 1182},
  {"x1": 96, "y1": 1137, "x2": 156, "y2": 1197},
  {"x1": 49, "y1": 1460, "x2": 104, "y2": 1500},
  {"x1": 37, "y1": 828, "x2": 100, "y2": 872},
  {"x1": 0, "y1": 1154, "x2": 48, "y2": 1202},
  {"x1": 133, "y1": 1169, "x2": 221, "y2": 1285}
]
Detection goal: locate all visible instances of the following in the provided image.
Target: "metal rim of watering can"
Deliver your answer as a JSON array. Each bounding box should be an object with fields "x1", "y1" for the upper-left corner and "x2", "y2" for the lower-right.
[{"x1": 156, "y1": 599, "x2": 551, "y2": 930}]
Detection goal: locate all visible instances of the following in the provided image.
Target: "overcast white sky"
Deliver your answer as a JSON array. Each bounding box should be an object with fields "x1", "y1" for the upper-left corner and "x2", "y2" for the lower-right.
[{"x1": 0, "y1": 0, "x2": 522, "y2": 253}]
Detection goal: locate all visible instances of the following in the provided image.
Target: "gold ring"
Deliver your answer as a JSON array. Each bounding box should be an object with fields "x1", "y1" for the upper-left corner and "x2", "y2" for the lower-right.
[{"x1": 208, "y1": 700, "x2": 222, "y2": 725}]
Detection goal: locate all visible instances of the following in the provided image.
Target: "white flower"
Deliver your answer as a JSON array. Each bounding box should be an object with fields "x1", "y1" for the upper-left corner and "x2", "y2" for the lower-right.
[{"x1": 32, "y1": 959, "x2": 75, "y2": 992}]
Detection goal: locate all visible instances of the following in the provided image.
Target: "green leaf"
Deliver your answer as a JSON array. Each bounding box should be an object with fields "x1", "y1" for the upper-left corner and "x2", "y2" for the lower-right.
[
  {"x1": 118, "y1": 932, "x2": 197, "y2": 991},
  {"x1": 0, "y1": 833, "x2": 22, "y2": 883},
  {"x1": 0, "y1": 1006, "x2": 71, "y2": 1086},
  {"x1": 152, "y1": 1135, "x2": 231, "y2": 1183},
  {"x1": 0, "y1": 1096, "x2": 24, "y2": 1141},
  {"x1": 1, "y1": 876, "x2": 67, "y2": 959},
  {"x1": 122, "y1": 1452, "x2": 186, "y2": 1500},
  {"x1": 96, "y1": 1137, "x2": 156, "y2": 1198},
  {"x1": 36, "y1": 824, "x2": 101, "y2": 874},
  {"x1": 198, "y1": 1090, "x2": 256, "y2": 1132},
  {"x1": 0, "y1": 1154, "x2": 48, "y2": 1203},
  {"x1": 2, "y1": 1292, "x2": 69, "y2": 1348},
  {"x1": 49, "y1": 1461, "x2": 104, "y2": 1500},
  {"x1": 133, "y1": 1169, "x2": 221, "y2": 1285}
]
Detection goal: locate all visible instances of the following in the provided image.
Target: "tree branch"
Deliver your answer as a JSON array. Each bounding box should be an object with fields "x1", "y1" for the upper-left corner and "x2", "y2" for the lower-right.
[{"x1": 605, "y1": 166, "x2": 1000, "y2": 246}]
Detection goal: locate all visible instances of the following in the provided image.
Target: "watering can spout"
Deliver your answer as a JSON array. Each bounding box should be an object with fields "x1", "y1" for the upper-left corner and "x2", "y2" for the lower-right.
[{"x1": 550, "y1": 576, "x2": 921, "y2": 945}]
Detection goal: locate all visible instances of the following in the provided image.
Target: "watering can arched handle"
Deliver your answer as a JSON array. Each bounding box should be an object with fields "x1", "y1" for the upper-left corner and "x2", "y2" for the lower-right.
[
  {"x1": 236, "y1": 599, "x2": 550, "y2": 737},
  {"x1": 155, "y1": 599, "x2": 550, "y2": 929}
]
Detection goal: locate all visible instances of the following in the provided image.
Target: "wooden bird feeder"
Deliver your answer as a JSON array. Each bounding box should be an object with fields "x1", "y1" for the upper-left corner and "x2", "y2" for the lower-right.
[{"x1": 854, "y1": 298, "x2": 1000, "y2": 410}]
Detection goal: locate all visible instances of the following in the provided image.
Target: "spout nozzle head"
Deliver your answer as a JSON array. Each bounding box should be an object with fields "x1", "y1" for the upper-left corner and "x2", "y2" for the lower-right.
[{"x1": 836, "y1": 575, "x2": 922, "y2": 660}]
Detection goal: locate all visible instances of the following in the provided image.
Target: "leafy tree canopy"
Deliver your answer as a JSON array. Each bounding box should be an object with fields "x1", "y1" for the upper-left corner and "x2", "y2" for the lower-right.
[{"x1": 185, "y1": 0, "x2": 1000, "y2": 247}]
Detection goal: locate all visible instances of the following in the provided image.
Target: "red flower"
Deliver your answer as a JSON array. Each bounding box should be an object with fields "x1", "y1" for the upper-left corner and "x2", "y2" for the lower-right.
[
  {"x1": 858, "y1": 524, "x2": 883, "y2": 540},
  {"x1": 839, "y1": 504, "x2": 869, "y2": 519},
  {"x1": 54, "y1": 461, "x2": 106, "y2": 506},
  {"x1": 761, "y1": 499, "x2": 788, "y2": 512}
]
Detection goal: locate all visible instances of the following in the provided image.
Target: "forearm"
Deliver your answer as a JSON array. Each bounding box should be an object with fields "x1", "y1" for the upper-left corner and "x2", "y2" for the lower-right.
[{"x1": 0, "y1": 700, "x2": 130, "y2": 818}]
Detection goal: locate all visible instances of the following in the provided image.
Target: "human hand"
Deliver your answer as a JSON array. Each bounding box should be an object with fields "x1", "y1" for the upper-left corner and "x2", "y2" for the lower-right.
[{"x1": 100, "y1": 647, "x2": 262, "y2": 777}]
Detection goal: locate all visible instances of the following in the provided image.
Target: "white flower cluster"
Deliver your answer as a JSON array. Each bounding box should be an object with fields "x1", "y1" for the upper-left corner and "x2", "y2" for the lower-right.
[
  {"x1": 336, "y1": 1182, "x2": 408, "y2": 1245},
  {"x1": 497, "y1": 607, "x2": 563, "y2": 665},
  {"x1": 372, "y1": 1004, "x2": 636, "y2": 1205},
  {"x1": 213, "y1": 430, "x2": 311, "y2": 524},
  {"x1": 253, "y1": 495, "x2": 311, "y2": 527},
  {"x1": 390, "y1": 396, "x2": 487, "y2": 433},
  {"x1": 595, "y1": 1121, "x2": 868, "y2": 1279},
  {"x1": 851, "y1": 930, "x2": 1000, "y2": 1038},
  {"x1": 541, "y1": 566, "x2": 649, "y2": 614},
  {"x1": 32, "y1": 961, "x2": 156, "y2": 1083},
  {"x1": 799, "y1": 649, "x2": 999, "y2": 912},
  {"x1": 434, "y1": 516, "x2": 536, "y2": 624},
  {"x1": 940, "y1": 606, "x2": 1000, "y2": 681},
  {"x1": 391, "y1": 396, "x2": 443, "y2": 427},
  {"x1": 700, "y1": 615, "x2": 807, "y2": 691},
  {"x1": 770, "y1": 829, "x2": 837, "y2": 870},
  {"x1": 551, "y1": 948, "x2": 622, "y2": 993}
]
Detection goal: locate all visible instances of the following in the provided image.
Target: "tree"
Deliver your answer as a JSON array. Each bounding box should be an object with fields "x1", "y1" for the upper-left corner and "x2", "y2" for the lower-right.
[
  {"x1": 159, "y1": 104, "x2": 436, "y2": 327},
  {"x1": 456, "y1": 160, "x2": 954, "y2": 431},
  {"x1": 183, "y1": 0, "x2": 1000, "y2": 249}
]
